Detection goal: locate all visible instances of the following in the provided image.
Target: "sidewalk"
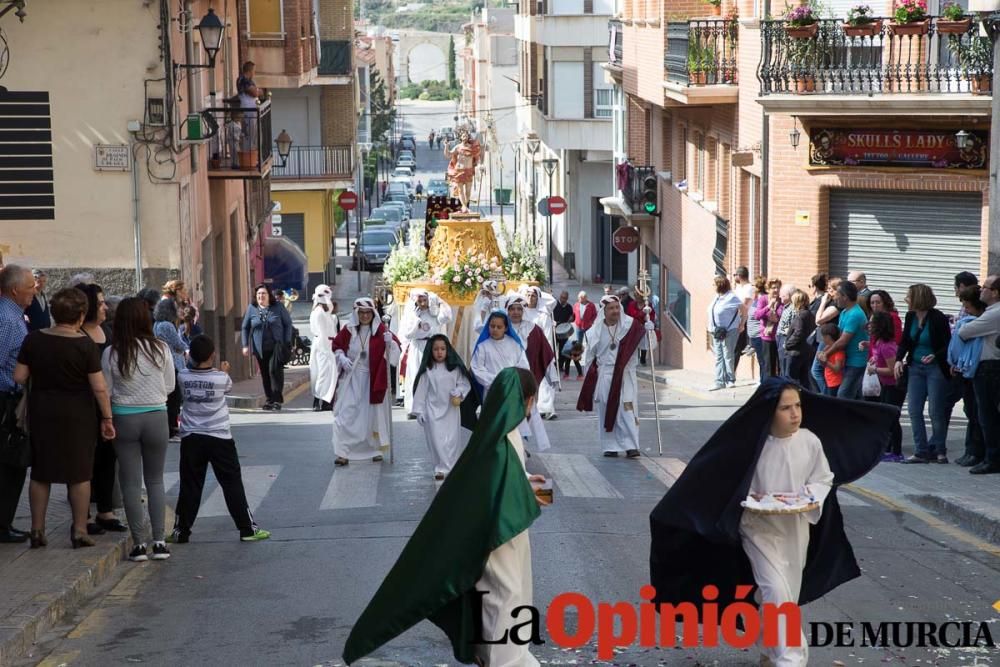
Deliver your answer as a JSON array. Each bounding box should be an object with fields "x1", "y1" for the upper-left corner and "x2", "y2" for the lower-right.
[
  {"x1": 640, "y1": 364, "x2": 1000, "y2": 549},
  {"x1": 225, "y1": 365, "x2": 311, "y2": 409}
]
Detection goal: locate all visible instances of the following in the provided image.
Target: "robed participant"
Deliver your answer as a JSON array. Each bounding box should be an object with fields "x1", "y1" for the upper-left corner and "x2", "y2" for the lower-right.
[
  {"x1": 411, "y1": 334, "x2": 479, "y2": 480},
  {"x1": 507, "y1": 295, "x2": 557, "y2": 450},
  {"x1": 331, "y1": 298, "x2": 401, "y2": 466},
  {"x1": 401, "y1": 289, "x2": 453, "y2": 414},
  {"x1": 470, "y1": 310, "x2": 528, "y2": 397},
  {"x1": 520, "y1": 286, "x2": 560, "y2": 418},
  {"x1": 309, "y1": 284, "x2": 339, "y2": 411},
  {"x1": 343, "y1": 368, "x2": 547, "y2": 666},
  {"x1": 577, "y1": 294, "x2": 656, "y2": 458},
  {"x1": 649, "y1": 378, "x2": 898, "y2": 666}
]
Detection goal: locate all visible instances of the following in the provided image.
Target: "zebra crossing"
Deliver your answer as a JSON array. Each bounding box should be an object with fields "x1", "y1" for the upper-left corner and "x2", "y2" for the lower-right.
[{"x1": 159, "y1": 452, "x2": 874, "y2": 518}]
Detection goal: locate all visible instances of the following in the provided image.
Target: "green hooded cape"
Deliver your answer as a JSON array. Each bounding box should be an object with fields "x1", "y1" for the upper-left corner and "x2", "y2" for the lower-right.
[
  {"x1": 411, "y1": 333, "x2": 480, "y2": 432},
  {"x1": 342, "y1": 367, "x2": 541, "y2": 664}
]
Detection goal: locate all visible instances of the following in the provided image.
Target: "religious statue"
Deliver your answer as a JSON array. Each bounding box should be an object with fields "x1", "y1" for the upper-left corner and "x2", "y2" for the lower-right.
[{"x1": 444, "y1": 126, "x2": 482, "y2": 211}]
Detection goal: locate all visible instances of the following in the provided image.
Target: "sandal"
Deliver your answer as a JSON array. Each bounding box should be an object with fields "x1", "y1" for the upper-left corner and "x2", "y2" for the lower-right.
[{"x1": 334, "y1": 457, "x2": 349, "y2": 467}]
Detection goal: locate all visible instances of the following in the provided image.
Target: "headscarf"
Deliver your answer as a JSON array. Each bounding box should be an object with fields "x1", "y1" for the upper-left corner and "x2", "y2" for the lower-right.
[
  {"x1": 412, "y1": 333, "x2": 480, "y2": 431},
  {"x1": 312, "y1": 284, "x2": 333, "y2": 308},
  {"x1": 346, "y1": 297, "x2": 379, "y2": 328},
  {"x1": 473, "y1": 309, "x2": 523, "y2": 359},
  {"x1": 649, "y1": 377, "x2": 899, "y2": 612},
  {"x1": 520, "y1": 285, "x2": 556, "y2": 311}
]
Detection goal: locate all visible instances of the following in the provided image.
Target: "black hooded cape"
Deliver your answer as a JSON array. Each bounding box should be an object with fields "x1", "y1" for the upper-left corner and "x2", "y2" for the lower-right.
[
  {"x1": 412, "y1": 333, "x2": 480, "y2": 431},
  {"x1": 649, "y1": 377, "x2": 899, "y2": 610}
]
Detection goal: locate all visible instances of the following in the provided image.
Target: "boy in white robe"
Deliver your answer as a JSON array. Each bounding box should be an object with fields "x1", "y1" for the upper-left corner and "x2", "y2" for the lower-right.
[
  {"x1": 411, "y1": 334, "x2": 475, "y2": 480},
  {"x1": 739, "y1": 385, "x2": 833, "y2": 667},
  {"x1": 401, "y1": 289, "x2": 453, "y2": 414}
]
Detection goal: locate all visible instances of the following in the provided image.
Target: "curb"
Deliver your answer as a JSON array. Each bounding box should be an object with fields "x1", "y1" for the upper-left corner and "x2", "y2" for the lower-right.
[
  {"x1": 226, "y1": 368, "x2": 310, "y2": 409},
  {"x1": 0, "y1": 532, "x2": 131, "y2": 665},
  {"x1": 636, "y1": 369, "x2": 757, "y2": 402},
  {"x1": 911, "y1": 494, "x2": 1000, "y2": 546}
]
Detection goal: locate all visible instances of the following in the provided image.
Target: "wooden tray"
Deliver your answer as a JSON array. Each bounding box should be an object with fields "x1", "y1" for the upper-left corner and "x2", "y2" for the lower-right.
[{"x1": 741, "y1": 501, "x2": 819, "y2": 515}]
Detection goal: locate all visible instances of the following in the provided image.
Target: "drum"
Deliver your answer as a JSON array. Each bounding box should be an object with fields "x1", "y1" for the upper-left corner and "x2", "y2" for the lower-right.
[{"x1": 554, "y1": 322, "x2": 574, "y2": 337}]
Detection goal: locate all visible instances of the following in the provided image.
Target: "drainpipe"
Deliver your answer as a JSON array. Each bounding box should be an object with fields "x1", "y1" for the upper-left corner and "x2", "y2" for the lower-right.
[
  {"x1": 184, "y1": 0, "x2": 199, "y2": 169},
  {"x1": 759, "y1": 0, "x2": 770, "y2": 276},
  {"x1": 131, "y1": 136, "x2": 143, "y2": 292}
]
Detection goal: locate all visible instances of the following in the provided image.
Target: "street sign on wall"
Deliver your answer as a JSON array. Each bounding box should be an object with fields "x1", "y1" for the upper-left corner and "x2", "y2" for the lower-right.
[{"x1": 612, "y1": 225, "x2": 640, "y2": 254}]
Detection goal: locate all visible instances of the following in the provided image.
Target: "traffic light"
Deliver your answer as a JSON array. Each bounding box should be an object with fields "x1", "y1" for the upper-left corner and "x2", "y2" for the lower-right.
[{"x1": 641, "y1": 173, "x2": 658, "y2": 215}]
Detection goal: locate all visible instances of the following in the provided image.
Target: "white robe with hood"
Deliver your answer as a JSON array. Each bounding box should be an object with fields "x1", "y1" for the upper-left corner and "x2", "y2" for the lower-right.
[
  {"x1": 401, "y1": 294, "x2": 453, "y2": 413},
  {"x1": 309, "y1": 307, "x2": 339, "y2": 403},
  {"x1": 411, "y1": 364, "x2": 471, "y2": 475}
]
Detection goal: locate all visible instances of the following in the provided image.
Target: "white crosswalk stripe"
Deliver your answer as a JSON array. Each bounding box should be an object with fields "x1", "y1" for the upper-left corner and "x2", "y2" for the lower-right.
[
  {"x1": 639, "y1": 457, "x2": 687, "y2": 489},
  {"x1": 320, "y1": 462, "x2": 382, "y2": 510},
  {"x1": 536, "y1": 453, "x2": 623, "y2": 499}
]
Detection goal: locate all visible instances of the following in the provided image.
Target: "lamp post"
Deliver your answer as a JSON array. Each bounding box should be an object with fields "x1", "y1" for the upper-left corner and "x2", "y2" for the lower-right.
[
  {"x1": 541, "y1": 157, "x2": 558, "y2": 286},
  {"x1": 524, "y1": 133, "x2": 541, "y2": 244},
  {"x1": 173, "y1": 8, "x2": 225, "y2": 71}
]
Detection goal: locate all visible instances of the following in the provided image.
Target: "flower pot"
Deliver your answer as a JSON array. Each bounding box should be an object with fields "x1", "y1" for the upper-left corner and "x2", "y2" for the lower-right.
[
  {"x1": 785, "y1": 22, "x2": 818, "y2": 38},
  {"x1": 794, "y1": 75, "x2": 816, "y2": 93},
  {"x1": 972, "y1": 73, "x2": 992, "y2": 95},
  {"x1": 711, "y1": 4, "x2": 722, "y2": 15},
  {"x1": 935, "y1": 17, "x2": 971, "y2": 34},
  {"x1": 238, "y1": 149, "x2": 259, "y2": 170},
  {"x1": 209, "y1": 157, "x2": 221, "y2": 170},
  {"x1": 843, "y1": 19, "x2": 882, "y2": 37},
  {"x1": 690, "y1": 71, "x2": 708, "y2": 85},
  {"x1": 889, "y1": 19, "x2": 929, "y2": 35}
]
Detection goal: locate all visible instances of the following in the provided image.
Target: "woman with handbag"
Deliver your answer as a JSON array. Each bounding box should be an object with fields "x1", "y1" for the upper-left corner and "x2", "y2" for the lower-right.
[
  {"x1": 893, "y1": 284, "x2": 952, "y2": 464},
  {"x1": 13, "y1": 288, "x2": 116, "y2": 549},
  {"x1": 706, "y1": 276, "x2": 744, "y2": 390},
  {"x1": 241, "y1": 284, "x2": 293, "y2": 411}
]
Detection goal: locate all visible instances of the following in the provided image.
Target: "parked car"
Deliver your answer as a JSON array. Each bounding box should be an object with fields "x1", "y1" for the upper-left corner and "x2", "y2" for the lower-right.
[
  {"x1": 387, "y1": 181, "x2": 414, "y2": 203},
  {"x1": 351, "y1": 226, "x2": 400, "y2": 271},
  {"x1": 397, "y1": 159, "x2": 416, "y2": 172},
  {"x1": 371, "y1": 206, "x2": 404, "y2": 228},
  {"x1": 392, "y1": 166, "x2": 414, "y2": 180},
  {"x1": 381, "y1": 200, "x2": 410, "y2": 221},
  {"x1": 427, "y1": 178, "x2": 449, "y2": 197},
  {"x1": 397, "y1": 149, "x2": 416, "y2": 166},
  {"x1": 399, "y1": 136, "x2": 417, "y2": 153}
]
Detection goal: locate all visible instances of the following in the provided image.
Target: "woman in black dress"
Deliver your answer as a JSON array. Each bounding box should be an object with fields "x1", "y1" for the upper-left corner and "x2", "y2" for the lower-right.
[
  {"x1": 78, "y1": 284, "x2": 128, "y2": 534},
  {"x1": 13, "y1": 288, "x2": 116, "y2": 548}
]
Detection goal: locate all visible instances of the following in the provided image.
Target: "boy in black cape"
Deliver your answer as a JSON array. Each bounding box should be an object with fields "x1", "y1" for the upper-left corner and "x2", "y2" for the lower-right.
[{"x1": 649, "y1": 377, "x2": 899, "y2": 666}]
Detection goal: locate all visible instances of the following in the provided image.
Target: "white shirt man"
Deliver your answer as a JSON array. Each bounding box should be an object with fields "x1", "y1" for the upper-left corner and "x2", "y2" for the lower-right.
[
  {"x1": 577, "y1": 295, "x2": 656, "y2": 458},
  {"x1": 401, "y1": 289, "x2": 452, "y2": 414}
]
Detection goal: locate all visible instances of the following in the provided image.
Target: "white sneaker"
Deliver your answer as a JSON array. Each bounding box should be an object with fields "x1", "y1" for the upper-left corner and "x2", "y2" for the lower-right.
[
  {"x1": 708, "y1": 384, "x2": 725, "y2": 391},
  {"x1": 726, "y1": 382, "x2": 737, "y2": 388}
]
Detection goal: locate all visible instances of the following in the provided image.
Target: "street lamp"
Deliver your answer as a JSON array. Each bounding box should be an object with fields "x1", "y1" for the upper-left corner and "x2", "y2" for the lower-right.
[
  {"x1": 955, "y1": 129, "x2": 970, "y2": 149},
  {"x1": 789, "y1": 118, "x2": 801, "y2": 150},
  {"x1": 524, "y1": 134, "x2": 541, "y2": 244},
  {"x1": 541, "y1": 158, "x2": 558, "y2": 285},
  {"x1": 274, "y1": 129, "x2": 293, "y2": 168},
  {"x1": 175, "y1": 8, "x2": 226, "y2": 70}
]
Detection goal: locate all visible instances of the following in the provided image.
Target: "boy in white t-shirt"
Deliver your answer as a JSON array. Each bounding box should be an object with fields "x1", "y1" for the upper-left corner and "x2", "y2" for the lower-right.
[{"x1": 168, "y1": 335, "x2": 270, "y2": 544}]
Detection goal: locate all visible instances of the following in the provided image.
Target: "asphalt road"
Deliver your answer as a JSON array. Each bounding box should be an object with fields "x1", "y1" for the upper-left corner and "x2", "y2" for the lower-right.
[{"x1": 21, "y1": 376, "x2": 1000, "y2": 666}]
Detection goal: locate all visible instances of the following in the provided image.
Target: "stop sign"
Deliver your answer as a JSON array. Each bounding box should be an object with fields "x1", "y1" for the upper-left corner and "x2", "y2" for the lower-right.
[
  {"x1": 338, "y1": 190, "x2": 358, "y2": 211},
  {"x1": 612, "y1": 226, "x2": 640, "y2": 254},
  {"x1": 548, "y1": 195, "x2": 567, "y2": 215}
]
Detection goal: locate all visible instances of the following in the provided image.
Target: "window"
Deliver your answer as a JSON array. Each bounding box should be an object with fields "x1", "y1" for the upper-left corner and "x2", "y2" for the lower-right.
[
  {"x1": 594, "y1": 88, "x2": 612, "y2": 118},
  {"x1": 247, "y1": 0, "x2": 284, "y2": 38},
  {"x1": 676, "y1": 126, "x2": 687, "y2": 183},
  {"x1": 666, "y1": 270, "x2": 691, "y2": 338}
]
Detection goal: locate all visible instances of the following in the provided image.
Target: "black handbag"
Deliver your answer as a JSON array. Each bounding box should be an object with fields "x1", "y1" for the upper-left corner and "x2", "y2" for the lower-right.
[{"x1": 0, "y1": 391, "x2": 30, "y2": 469}]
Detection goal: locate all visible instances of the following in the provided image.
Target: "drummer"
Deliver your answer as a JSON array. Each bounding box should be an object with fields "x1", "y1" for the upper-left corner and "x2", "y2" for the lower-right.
[{"x1": 553, "y1": 291, "x2": 574, "y2": 379}]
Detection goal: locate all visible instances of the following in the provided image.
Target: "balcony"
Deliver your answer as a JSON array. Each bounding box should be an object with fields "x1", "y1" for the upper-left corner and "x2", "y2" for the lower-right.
[
  {"x1": 757, "y1": 18, "x2": 993, "y2": 115},
  {"x1": 663, "y1": 19, "x2": 739, "y2": 105},
  {"x1": 206, "y1": 101, "x2": 273, "y2": 180},
  {"x1": 316, "y1": 40, "x2": 353, "y2": 85},
  {"x1": 600, "y1": 161, "x2": 657, "y2": 223},
  {"x1": 271, "y1": 146, "x2": 354, "y2": 188},
  {"x1": 608, "y1": 19, "x2": 623, "y2": 71},
  {"x1": 515, "y1": 12, "x2": 613, "y2": 47}
]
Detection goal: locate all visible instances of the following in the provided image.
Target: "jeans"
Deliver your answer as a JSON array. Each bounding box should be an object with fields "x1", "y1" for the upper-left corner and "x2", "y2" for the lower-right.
[
  {"x1": 973, "y1": 360, "x2": 1000, "y2": 465},
  {"x1": 712, "y1": 329, "x2": 739, "y2": 386},
  {"x1": 810, "y1": 342, "x2": 827, "y2": 394},
  {"x1": 880, "y1": 384, "x2": 906, "y2": 455},
  {"x1": 906, "y1": 362, "x2": 951, "y2": 458},
  {"x1": 838, "y1": 365, "x2": 865, "y2": 400},
  {"x1": 749, "y1": 336, "x2": 765, "y2": 379},
  {"x1": 776, "y1": 334, "x2": 788, "y2": 376}
]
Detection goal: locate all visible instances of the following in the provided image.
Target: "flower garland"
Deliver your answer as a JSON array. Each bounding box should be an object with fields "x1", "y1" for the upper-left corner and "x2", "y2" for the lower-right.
[{"x1": 434, "y1": 251, "x2": 500, "y2": 297}]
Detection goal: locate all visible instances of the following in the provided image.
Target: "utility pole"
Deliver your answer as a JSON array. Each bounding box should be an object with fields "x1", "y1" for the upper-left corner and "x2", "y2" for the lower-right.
[{"x1": 988, "y1": 11, "x2": 1000, "y2": 273}]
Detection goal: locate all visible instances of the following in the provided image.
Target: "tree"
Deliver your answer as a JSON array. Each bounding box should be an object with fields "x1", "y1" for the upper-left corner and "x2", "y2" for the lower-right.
[
  {"x1": 447, "y1": 35, "x2": 457, "y2": 90},
  {"x1": 369, "y1": 69, "x2": 395, "y2": 146}
]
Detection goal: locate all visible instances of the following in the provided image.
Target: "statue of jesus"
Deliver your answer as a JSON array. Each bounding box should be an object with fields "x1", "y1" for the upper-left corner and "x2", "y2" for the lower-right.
[{"x1": 445, "y1": 126, "x2": 482, "y2": 211}]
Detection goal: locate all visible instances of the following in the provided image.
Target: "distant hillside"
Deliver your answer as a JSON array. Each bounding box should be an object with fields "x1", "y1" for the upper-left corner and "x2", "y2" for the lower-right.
[{"x1": 361, "y1": 0, "x2": 482, "y2": 33}]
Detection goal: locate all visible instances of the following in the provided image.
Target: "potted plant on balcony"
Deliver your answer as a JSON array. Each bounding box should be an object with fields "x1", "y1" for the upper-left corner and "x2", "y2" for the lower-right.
[
  {"x1": 688, "y1": 41, "x2": 712, "y2": 84},
  {"x1": 936, "y1": 2, "x2": 971, "y2": 34},
  {"x1": 953, "y1": 35, "x2": 993, "y2": 93},
  {"x1": 785, "y1": 4, "x2": 819, "y2": 38},
  {"x1": 843, "y1": 4, "x2": 882, "y2": 37},
  {"x1": 706, "y1": 0, "x2": 722, "y2": 16},
  {"x1": 889, "y1": 0, "x2": 928, "y2": 35}
]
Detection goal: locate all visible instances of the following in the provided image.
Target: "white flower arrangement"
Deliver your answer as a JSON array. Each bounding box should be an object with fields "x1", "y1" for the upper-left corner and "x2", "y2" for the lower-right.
[
  {"x1": 500, "y1": 232, "x2": 546, "y2": 283},
  {"x1": 383, "y1": 243, "x2": 430, "y2": 287}
]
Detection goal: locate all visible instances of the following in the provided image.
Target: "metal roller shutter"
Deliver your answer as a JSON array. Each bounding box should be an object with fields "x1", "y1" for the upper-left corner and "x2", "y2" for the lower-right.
[
  {"x1": 280, "y1": 213, "x2": 306, "y2": 253},
  {"x1": 829, "y1": 190, "x2": 982, "y2": 304}
]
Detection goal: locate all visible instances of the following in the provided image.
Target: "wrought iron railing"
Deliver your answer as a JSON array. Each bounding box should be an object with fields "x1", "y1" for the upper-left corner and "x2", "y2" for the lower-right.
[
  {"x1": 205, "y1": 100, "x2": 273, "y2": 174},
  {"x1": 666, "y1": 19, "x2": 739, "y2": 86},
  {"x1": 620, "y1": 162, "x2": 657, "y2": 213},
  {"x1": 271, "y1": 145, "x2": 354, "y2": 180},
  {"x1": 759, "y1": 18, "x2": 993, "y2": 95},
  {"x1": 609, "y1": 19, "x2": 623, "y2": 66}
]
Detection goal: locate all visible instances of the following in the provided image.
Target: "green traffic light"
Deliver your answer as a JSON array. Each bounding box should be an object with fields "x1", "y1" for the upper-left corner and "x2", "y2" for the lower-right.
[{"x1": 643, "y1": 202, "x2": 657, "y2": 214}]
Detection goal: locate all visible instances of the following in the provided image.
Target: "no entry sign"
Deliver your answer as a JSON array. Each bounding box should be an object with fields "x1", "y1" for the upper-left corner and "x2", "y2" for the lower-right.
[
  {"x1": 612, "y1": 225, "x2": 640, "y2": 254},
  {"x1": 548, "y1": 195, "x2": 567, "y2": 215},
  {"x1": 338, "y1": 191, "x2": 358, "y2": 211}
]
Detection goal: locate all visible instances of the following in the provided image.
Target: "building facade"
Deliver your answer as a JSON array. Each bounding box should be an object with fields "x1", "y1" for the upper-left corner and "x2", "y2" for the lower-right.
[
  {"x1": 0, "y1": 0, "x2": 268, "y2": 377},
  {"x1": 515, "y1": 0, "x2": 615, "y2": 282},
  {"x1": 605, "y1": 0, "x2": 994, "y2": 374}
]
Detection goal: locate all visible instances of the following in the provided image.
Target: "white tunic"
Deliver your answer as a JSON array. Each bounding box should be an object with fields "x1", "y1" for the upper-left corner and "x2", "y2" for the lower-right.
[
  {"x1": 472, "y1": 335, "x2": 550, "y2": 451},
  {"x1": 309, "y1": 308, "x2": 339, "y2": 403},
  {"x1": 739, "y1": 428, "x2": 834, "y2": 667},
  {"x1": 474, "y1": 428, "x2": 539, "y2": 667},
  {"x1": 411, "y1": 364, "x2": 471, "y2": 475},
  {"x1": 401, "y1": 305, "x2": 452, "y2": 413},
  {"x1": 332, "y1": 326, "x2": 401, "y2": 460},
  {"x1": 583, "y1": 315, "x2": 656, "y2": 452}
]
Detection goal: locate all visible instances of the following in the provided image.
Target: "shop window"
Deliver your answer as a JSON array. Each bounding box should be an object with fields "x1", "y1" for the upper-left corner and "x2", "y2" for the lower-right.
[{"x1": 666, "y1": 270, "x2": 691, "y2": 338}]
